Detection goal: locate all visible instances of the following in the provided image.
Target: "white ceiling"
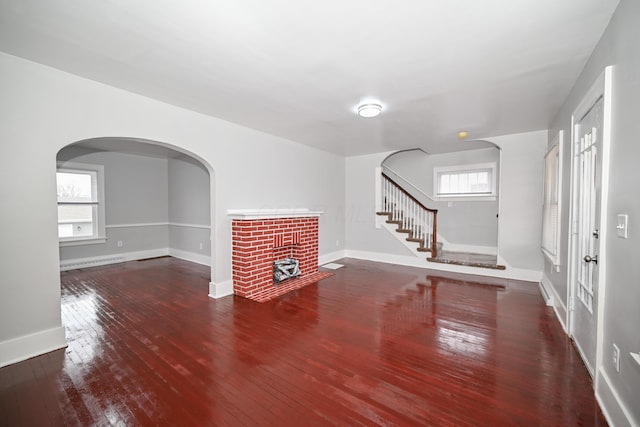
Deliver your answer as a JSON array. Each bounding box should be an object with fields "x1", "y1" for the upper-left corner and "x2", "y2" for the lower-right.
[{"x1": 0, "y1": 0, "x2": 619, "y2": 156}]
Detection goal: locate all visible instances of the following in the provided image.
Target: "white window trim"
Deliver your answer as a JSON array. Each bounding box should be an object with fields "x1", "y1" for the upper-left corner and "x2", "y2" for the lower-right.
[
  {"x1": 433, "y1": 162, "x2": 497, "y2": 201},
  {"x1": 57, "y1": 161, "x2": 107, "y2": 246},
  {"x1": 541, "y1": 131, "x2": 563, "y2": 271}
]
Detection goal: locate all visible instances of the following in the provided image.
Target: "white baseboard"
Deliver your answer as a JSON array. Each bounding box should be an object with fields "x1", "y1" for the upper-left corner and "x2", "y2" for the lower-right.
[
  {"x1": 0, "y1": 326, "x2": 67, "y2": 368},
  {"x1": 597, "y1": 367, "x2": 636, "y2": 427},
  {"x1": 344, "y1": 249, "x2": 542, "y2": 282},
  {"x1": 346, "y1": 249, "x2": 433, "y2": 269},
  {"x1": 209, "y1": 280, "x2": 233, "y2": 299},
  {"x1": 169, "y1": 248, "x2": 211, "y2": 266},
  {"x1": 318, "y1": 250, "x2": 347, "y2": 266},
  {"x1": 573, "y1": 338, "x2": 595, "y2": 379},
  {"x1": 60, "y1": 248, "x2": 212, "y2": 270},
  {"x1": 60, "y1": 248, "x2": 170, "y2": 270},
  {"x1": 538, "y1": 278, "x2": 553, "y2": 306},
  {"x1": 540, "y1": 274, "x2": 568, "y2": 333}
]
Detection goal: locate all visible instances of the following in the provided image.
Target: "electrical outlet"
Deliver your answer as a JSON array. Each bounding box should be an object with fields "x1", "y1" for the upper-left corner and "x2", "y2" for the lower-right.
[
  {"x1": 117, "y1": 240, "x2": 123, "y2": 247},
  {"x1": 199, "y1": 242, "x2": 204, "y2": 250},
  {"x1": 336, "y1": 240, "x2": 340, "y2": 247},
  {"x1": 617, "y1": 214, "x2": 629, "y2": 239},
  {"x1": 613, "y1": 344, "x2": 620, "y2": 372}
]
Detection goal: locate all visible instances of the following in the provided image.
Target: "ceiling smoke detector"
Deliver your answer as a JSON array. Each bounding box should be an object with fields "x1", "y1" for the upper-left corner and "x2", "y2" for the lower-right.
[{"x1": 357, "y1": 103, "x2": 382, "y2": 118}]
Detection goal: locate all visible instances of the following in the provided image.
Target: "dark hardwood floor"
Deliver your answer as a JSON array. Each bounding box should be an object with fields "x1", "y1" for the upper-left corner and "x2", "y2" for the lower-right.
[{"x1": 0, "y1": 257, "x2": 607, "y2": 426}]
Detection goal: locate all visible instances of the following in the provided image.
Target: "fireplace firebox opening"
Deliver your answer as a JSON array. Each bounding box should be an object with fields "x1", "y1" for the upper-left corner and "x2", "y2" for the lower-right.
[{"x1": 273, "y1": 258, "x2": 300, "y2": 283}]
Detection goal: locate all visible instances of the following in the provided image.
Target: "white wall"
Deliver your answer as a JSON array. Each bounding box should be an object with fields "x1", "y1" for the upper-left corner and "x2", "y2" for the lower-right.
[
  {"x1": 488, "y1": 131, "x2": 546, "y2": 271},
  {"x1": 168, "y1": 155, "x2": 211, "y2": 261},
  {"x1": 546, "y1": 0, "x2": 640, "y2": 424},
  {"x1": 345, "y1": 151, "x2": 413, "y2": 256},
  {"x1": 0, "y1": 52, "x2": 346, "y2": 367}
]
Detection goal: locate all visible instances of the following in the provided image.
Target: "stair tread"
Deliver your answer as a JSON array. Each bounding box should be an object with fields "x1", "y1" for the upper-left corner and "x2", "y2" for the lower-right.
[
  {"x1": 427, "y1": 251, "x2": 505, "y2": 270},
  {"x1": 380, "y1": 203, "x2": 442, "y2": 260}
]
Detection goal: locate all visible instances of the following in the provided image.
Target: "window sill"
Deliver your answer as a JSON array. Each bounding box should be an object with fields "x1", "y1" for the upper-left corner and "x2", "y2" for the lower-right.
[
  {"x1": 435, "y1": 195, "x2": 496, "y2": 202},
  {"x1": 59, "y1": 237, "x2": 107, "y2": 247},
  {"x1": 542, "y1": 247, "x2": 561, "y2": 272}
]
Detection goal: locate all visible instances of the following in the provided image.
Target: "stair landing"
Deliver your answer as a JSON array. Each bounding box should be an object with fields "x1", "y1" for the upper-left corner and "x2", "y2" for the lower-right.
[{"x1": 427, "y1": 251, "x2": 505, "y2": 270}]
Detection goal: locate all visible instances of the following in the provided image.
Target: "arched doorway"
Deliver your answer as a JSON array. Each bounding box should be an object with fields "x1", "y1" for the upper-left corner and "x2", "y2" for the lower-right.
[
  {"x1": 379, "y1": 143, "x2": 503, "y2": 268},
  {"x1": 55, "y1": 137, "x2": 215, "y2": 285}
]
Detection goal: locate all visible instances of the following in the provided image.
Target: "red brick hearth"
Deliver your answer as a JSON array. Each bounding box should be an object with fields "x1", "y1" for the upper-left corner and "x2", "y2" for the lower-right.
[{"x1": 230, "y1": 210, "x2": 332, "y2": 302}]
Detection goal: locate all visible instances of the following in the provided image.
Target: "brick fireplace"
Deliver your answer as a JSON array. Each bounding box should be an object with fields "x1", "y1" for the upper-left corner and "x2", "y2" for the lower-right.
[{"x1": 229, "y1": 209, "x2": 332, "y2": 302}]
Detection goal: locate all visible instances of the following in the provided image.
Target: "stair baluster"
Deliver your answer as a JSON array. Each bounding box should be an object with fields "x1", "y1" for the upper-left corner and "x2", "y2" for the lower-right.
[{"x1": 378, "y1": 172, "x2": 438, "y2": 257}]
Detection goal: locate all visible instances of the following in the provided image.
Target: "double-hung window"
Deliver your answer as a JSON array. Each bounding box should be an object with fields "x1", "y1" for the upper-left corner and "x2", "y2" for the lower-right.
[
  {"x1": 434, "y1": 162, "x2": 497, "y2": 200},
  {"x1": 56, "y1": 162, "x2": 106, "y2": 245},
  {"x1": 541, "y1": 132, "x2": 563, "y2": 270}
]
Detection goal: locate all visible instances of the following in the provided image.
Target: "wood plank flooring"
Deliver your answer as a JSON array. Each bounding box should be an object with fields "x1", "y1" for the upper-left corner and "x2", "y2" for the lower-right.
[{"x1": 0, "y1": 257, "x2": 607, "y2": 426}]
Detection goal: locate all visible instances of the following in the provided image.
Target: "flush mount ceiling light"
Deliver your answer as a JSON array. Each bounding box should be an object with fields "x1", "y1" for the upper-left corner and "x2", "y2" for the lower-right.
[{"x1": 357, "y1": 103, "x2": 382, "y2": 118}]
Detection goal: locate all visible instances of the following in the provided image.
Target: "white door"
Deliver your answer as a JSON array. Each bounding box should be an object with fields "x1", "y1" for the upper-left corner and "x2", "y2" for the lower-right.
[{"x1": 569, "y1": 95, "x2": 604, "y2": 377}]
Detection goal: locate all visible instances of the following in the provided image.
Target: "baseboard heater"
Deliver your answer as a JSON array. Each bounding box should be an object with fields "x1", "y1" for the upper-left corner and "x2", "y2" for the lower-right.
[{"x1": 60, "y1": 256, "x2": 125, "y2": 271}]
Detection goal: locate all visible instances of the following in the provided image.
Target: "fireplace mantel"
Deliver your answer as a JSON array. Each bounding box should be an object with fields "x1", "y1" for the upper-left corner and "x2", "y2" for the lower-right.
[{"x1": 227, "y1": 208, "x2": 323, "y2": 220}]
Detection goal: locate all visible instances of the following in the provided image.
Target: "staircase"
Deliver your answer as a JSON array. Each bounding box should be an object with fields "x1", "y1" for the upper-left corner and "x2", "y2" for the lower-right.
[
  {"x1": 375, "y1": 210, "x2": 443, "y2": 255},
  {"x1": 377, "y1": 172, "x2": 439, "y2": 257},
  {"x1": 377, "y1": 171, "x2": 505, "y2": 270}
]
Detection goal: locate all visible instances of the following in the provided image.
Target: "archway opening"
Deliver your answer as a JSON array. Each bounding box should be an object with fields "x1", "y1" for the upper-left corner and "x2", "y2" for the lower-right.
[
  {"x1": 380, "y1": 142, "x2": 502, "y2": 267},
  {"x1": 55, "y1": 136, "x2": 215, "y2": 282}
]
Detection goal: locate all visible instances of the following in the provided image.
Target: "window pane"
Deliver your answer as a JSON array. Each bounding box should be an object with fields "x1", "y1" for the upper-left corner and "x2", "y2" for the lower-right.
[
  {"x1": 478, "y1": 171, "x2": 488, "y2": 185},
  {"x1": 440, "y1": 175, "x2": 450, "y2": 193},
  {"x1": 449, "y1": 175, "x2": 459, "y2": 194},
  {"x1": 459, "y1": 173, "x2": 469, "y2": 192},
  {"x1": 473, "y1": 171, "x2": 490, "y2": 193},
  {"x1": 58, "y1": 205, "x2": 94, "y2": 237},
  {"x1": 58, "y1": 223, "x2": 73, "y2": 238},
  {"x1": 437, "y1": 167, "x2": 493, "y2": 196},
  {"x1": 57, "y1": 172, "x2": 94, "y2": 202}
]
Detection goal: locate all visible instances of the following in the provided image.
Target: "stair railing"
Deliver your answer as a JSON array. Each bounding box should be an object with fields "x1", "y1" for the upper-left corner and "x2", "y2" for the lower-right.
[
  {"x1": 382, "y1": 165, "x2": 436, "y2": 202},
  {"x1": 380, "y1": 172, "x2": 439, "y2": 257}
]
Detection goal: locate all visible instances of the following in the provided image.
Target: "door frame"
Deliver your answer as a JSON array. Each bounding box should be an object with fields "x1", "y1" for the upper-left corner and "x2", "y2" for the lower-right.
[{"x1": 566, "y1": 66, "x2": 613, "y2": 385}]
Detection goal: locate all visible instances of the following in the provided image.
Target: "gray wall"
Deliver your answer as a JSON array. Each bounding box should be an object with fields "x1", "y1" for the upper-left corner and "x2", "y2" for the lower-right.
[
  {"x1": 546, "y1": 0, "x2": 639, "y2": 424},
  {"x1": 56, "y1": 147, "x2": 212, "y2": 263},
  {"x1": 382, "y1": 148, "x2": 500, "y2": 249},
  {"x1": 57, "y1": 149, "x2": 170, "y2": 261}
]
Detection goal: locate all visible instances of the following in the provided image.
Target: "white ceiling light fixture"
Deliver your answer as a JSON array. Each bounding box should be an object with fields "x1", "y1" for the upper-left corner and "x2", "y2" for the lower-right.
[{"x1": 357, "y1": 103, "x2": 382, "y2": 118}]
